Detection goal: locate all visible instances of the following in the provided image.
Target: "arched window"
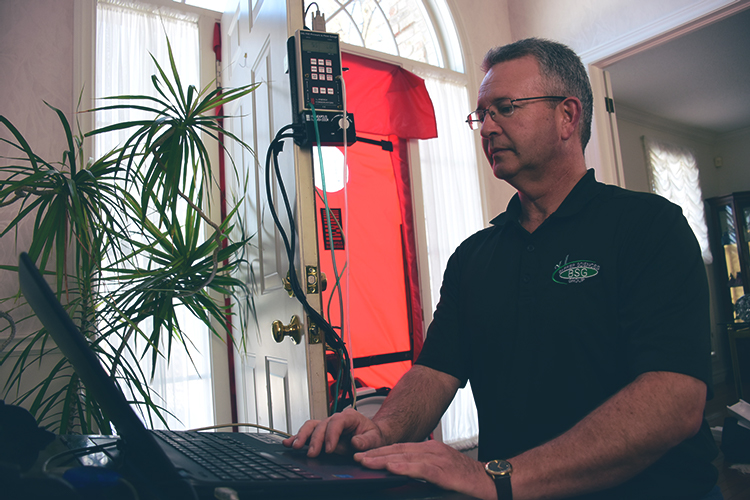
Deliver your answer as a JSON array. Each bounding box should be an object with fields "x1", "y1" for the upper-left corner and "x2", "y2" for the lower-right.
[
  {"x1": 317, "y1": 0, "x2": 442, "y2": 66},
  {"x1": 316, "y1": 0, "x2": 463, "y2": 72},
  {"x1": 316, "y1": 0, "x2": 481, "y2": 451}
]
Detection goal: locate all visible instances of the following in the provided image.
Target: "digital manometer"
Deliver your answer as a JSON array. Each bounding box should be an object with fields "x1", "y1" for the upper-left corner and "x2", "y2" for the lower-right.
[
  {"x1": 288, "y1": 29, "x2": 355, "y2": 147},
  {"x1": 294, "y1": 30, "x2": 344, "y2": 113}
]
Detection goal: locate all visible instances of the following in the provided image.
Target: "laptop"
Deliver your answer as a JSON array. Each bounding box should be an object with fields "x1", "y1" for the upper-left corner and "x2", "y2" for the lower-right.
[{"x1": 18, "y1": 252, "x2": 409, "y2": 500}]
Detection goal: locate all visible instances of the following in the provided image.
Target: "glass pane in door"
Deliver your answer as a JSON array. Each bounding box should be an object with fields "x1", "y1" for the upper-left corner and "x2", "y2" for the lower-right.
[{"x1": 718, "y1": 204, "x2": 745, "y2": 320}]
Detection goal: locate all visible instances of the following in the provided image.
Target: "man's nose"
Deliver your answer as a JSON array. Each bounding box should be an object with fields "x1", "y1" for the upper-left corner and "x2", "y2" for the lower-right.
[{"x1": 480, "y1": 114, "x2": 502, "y2": 137}]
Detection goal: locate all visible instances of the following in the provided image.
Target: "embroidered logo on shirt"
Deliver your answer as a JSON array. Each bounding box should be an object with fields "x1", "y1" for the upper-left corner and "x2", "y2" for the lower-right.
[{"x1": 552, "y1": 256, "x2": 600, "y2": 284}]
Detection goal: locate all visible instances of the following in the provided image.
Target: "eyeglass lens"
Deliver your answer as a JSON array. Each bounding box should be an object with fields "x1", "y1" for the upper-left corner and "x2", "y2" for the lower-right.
[{"x1": 467, "y1": 99, "x2": 514, "y2": 130}]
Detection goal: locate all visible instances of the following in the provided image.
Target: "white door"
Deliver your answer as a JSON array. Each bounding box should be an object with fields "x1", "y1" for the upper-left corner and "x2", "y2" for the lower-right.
[{"x1": 221, "y1": 0, "x2": 328, "y2": 436}]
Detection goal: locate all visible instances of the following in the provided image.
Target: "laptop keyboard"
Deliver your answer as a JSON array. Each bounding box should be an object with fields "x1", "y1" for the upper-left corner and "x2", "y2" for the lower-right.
[{"x1": 155, "y1": 430, "x2": 322, "y2": 482}]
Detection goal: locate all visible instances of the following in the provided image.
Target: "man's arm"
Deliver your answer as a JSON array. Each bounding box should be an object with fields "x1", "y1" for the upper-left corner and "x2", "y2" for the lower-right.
[
  {"x1": 372, "y1": 365, "x2": 462, "y2": 444},
  {"x1": 355, "y1": 370, "x2": 707, "y2": 500},
  {"x1": 283, "y1": 365, "x2": 461, "y2": 456}
]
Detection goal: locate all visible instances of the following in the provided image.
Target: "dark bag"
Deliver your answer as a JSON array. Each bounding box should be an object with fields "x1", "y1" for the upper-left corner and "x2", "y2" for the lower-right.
[{"x1": 0, "y1": 400, "x2": 55, "y2": 471}]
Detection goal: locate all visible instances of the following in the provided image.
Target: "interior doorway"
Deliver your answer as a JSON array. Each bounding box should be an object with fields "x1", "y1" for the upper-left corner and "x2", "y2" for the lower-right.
[{"x1": 584, "y1": 0, "x2": 750, "y2": 190}]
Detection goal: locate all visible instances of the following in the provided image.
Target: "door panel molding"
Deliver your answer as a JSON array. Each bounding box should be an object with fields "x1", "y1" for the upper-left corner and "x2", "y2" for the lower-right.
[
  {"x1": 240, "y1": 353, "x2": 259, "y2": 428},
  {"x1": 266, "y1": 356, "x2": 290, "y2": 433}
]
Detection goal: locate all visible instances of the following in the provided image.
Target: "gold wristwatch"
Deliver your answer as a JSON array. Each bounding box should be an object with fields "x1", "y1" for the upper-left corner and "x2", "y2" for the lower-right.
[{"x1": 484, "y1": 459, "x2": 513, "y2": 500}]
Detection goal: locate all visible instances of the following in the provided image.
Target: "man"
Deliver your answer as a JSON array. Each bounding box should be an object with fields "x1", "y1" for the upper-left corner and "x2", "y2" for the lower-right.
[{"x1": 283, "y1": 38, "x2": 720, "y2": 500}]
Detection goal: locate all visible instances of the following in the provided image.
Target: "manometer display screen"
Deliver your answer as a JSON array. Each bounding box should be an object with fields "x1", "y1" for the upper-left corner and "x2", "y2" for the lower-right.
[{"x1": 302, "y1": 39, "x2": 338, "y2": 54}]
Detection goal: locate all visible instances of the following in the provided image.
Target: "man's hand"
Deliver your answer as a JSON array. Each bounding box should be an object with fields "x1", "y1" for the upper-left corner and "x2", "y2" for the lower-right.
[
  {"x1": 282, "y1": 408, "x2": 387, "y2": 457},
  {"x1": 283, "y1": 366, "x2": 461, "y2": 459},
  {"x1": 354, "y1": 440, "x2": 497, "y2": 500}
]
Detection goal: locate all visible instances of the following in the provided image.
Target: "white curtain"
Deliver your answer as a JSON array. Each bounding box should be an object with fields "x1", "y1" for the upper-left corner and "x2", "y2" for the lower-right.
[
  {"x1": 643, "y1": 137, "x2": 713, "y2": 264},
  {"x1": 96, "y1": 0, "x2": 214, "y2": 430},
  {"x1": 417, "y1": 75, "x2": 482, "y2": 450}
]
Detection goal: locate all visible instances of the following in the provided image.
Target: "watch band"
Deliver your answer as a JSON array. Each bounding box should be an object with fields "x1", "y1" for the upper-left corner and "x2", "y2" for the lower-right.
[
  {"x1": 492, "y1": 473, "x2": 512, "y2": 500},
  {"x1": 485, "y1": 459, "x2": 513, "y2": 500}
]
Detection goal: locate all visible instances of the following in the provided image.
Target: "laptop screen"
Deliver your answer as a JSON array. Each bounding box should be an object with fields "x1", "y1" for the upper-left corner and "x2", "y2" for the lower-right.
[{"x1": 18, "y1": 252, "x2": 196, "y2": 499}]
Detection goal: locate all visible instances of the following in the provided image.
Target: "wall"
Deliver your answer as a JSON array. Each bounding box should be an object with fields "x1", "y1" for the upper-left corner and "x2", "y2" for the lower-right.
[
  {"x1": 0, "y1": 0, "x2": 75, "y2": 295},
  {"x1": 615, "y1": 105, "x2": 717, "y2": 194},
  {"x1": 0, "y1": 0, "x2": 75, "y2": 161},
  {"x1": 713, "y1": 128, "x2": 750, "y2": 197},
  {"x1": 0, "y1": 0, "x2": 75, "y2": 408}
]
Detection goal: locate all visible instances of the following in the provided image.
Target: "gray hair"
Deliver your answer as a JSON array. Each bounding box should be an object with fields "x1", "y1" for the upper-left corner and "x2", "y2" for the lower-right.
[{"x1": 481, "y1": 38, "x2": 593, "y2": 152}]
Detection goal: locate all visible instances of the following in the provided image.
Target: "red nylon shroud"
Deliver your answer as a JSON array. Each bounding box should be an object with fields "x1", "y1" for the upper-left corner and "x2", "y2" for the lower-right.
[{"x1": 317, "y1": 53, "x2": 437, "y2": 389}]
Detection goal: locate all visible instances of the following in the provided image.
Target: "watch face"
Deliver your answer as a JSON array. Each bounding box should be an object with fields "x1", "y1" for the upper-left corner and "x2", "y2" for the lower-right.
[{"x1": 486, "y1": 459, "x2": 512, "y2": 476}]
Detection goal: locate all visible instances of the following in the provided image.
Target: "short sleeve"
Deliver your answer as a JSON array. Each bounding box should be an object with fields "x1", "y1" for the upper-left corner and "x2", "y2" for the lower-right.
[
  {"x1": 617, "y1": 198, "x2": 712, "y2": 387},
  {"x1": 415, "y1": 248, "x2": 472, "y2": 387}
]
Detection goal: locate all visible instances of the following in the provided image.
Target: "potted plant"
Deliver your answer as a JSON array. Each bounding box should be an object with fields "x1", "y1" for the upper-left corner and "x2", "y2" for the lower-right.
[{"x1": 0, "y1": 39, "x2": 258, "y2": 434}]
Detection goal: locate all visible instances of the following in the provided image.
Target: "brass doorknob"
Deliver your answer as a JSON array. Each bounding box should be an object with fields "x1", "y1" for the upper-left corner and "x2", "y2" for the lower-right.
[{"x1": 272, "y1": 315, "x2": 302, "y2": 344}]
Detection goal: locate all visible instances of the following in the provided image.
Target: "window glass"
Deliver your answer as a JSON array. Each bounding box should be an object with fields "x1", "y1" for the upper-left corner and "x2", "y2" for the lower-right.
[
  {"x1": 317, "y1": 0, "x2": 443, "y2": 67},
  {"x1": 97, "y1": 0, "x2": 214, "y2": 431}
]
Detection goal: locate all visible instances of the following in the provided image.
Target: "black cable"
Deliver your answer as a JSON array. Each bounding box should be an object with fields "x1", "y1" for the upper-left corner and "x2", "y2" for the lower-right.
[
  {"x1": 274, "y1": 143, "x2": 353, "y2": 410},
  {"x1": 267, "y1": 128, "x2": 353, "y2": 409},
  {"x1": 267, "y1": 130, "x2": 346, "y2": 357},
  {"x1": 303, "y1": 2, "x2": 320, "y2": 29},
  {"x1": 263, "y1": 126, "x2": 354, "y2": 411},
  {"x1": 264, "y1": 127, "x2": 339, "y2": 348}
]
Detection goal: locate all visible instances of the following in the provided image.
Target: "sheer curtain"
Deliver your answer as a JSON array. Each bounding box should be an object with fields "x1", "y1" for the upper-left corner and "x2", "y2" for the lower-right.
[
  {"x1": 643, "y1": 137, "x2": 713, "y2": 264},
  {"x1": 417, "y1": 75, "x2": 483, "y2": 449},
  {"x1": 96, "y1": 0, "x2": 214, "y2": 430}
]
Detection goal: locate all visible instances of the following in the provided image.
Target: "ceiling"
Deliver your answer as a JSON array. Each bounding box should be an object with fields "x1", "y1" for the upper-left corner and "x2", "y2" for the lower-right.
[{"x1": 604, "y1": 7, "x2": 750, "y2": 136}]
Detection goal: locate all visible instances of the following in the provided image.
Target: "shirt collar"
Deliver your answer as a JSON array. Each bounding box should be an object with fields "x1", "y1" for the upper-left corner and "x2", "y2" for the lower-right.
[{"x1": 490, "y1": 169, "x2": 599, "y2": 227}]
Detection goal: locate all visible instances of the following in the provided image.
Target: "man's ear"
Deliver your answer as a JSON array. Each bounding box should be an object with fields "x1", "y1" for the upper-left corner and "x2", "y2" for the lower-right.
[{"x1": 558, "y1": 97, "x2": 582, "y2": 142}]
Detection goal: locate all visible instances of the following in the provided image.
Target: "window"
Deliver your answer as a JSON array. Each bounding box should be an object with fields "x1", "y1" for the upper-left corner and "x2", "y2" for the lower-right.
[
  {"x1": 317, "y1": 0, "x2": 442, "y2": 66},
  {"x1": 96, "y1": 0, "x2": 215, "y2": 430},
  {"x1": 643, "y1": 137, "x2": 713, "y2": 264},
  {"x1": 319, "y1": 0, "x2": 481, "y2": 449}
]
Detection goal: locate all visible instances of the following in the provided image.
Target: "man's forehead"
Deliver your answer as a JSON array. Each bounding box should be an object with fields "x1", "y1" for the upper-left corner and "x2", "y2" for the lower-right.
[{"x1": 478, "y1": 56, "x2": 543, "y2": 103}]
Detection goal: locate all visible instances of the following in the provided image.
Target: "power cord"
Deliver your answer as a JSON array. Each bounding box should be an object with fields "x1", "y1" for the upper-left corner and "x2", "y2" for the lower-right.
[
  {"x1": 42, "y1": 441, "x2": 120, "y2": 476},
  {"x1": 188, "y1": 423, "x2": 291, "y2": 438}
]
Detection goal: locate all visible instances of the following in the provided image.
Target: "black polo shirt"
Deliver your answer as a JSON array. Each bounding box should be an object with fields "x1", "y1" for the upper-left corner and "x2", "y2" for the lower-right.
[{"x1": 416, "y1": 169, "x2": 718, "y2": 499}]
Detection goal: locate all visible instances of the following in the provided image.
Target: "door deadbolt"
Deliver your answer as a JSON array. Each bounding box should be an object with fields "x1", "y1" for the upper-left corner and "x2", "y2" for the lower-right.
[{"x1": 272, "y1": 315, "x2": 302, "y2": 344}]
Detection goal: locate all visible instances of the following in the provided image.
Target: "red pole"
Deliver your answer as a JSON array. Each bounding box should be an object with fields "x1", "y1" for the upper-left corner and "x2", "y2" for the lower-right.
[{"x1": 213, "y1": 21, "x2": 239, "y2": 430}]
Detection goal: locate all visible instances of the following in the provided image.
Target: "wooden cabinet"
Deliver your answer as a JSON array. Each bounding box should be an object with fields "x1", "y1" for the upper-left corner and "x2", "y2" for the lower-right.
[
  {"x1": 707, "y1": 193, "x2": 750, "y2": 400},
  {"x1": 707, "y1": 192, "x2": 750, "y2": 324}
]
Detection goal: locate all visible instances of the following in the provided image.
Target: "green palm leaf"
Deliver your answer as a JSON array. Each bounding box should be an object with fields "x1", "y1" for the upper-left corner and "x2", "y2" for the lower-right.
[{"x1": 1, "y1": 36, "x2": 257, "y2": 432}]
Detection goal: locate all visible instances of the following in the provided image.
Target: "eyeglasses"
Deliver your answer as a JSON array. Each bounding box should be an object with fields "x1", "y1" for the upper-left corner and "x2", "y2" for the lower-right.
[{"x1": 466, "y1": 96, "x2": 567, "y2": 130}]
